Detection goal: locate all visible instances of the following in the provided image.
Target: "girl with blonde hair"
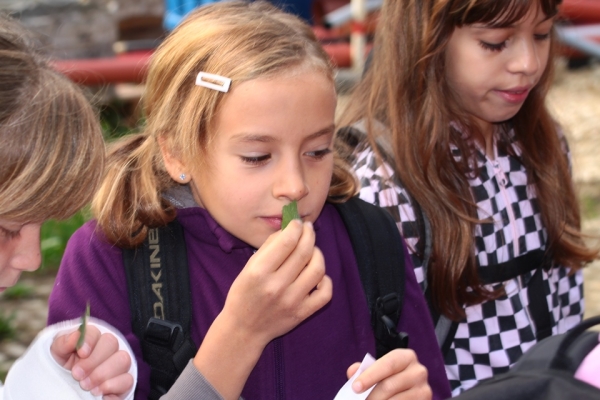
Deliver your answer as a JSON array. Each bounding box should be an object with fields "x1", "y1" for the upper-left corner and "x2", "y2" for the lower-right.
[
  {"x1": 0, "y1": 15, "x2": 135, "y2": 399},
  {"x1": 338, "y1": 0, "x2": 599, "y2": 395},
  {"x1": 48, "y1": 1, "x2": 451, "y2": 399}
]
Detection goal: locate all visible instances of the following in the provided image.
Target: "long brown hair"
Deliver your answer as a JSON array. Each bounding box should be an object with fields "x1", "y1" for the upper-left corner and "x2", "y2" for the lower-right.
[
  {"x1": 0, "y1": 15, "x2": 104, "y2": 223},
  {"x1": 339, "y1": 0, "x2": 598, "y2": 320},
  {"x1": 94, "y1": 1, "x2": 357, "y2": 248}
]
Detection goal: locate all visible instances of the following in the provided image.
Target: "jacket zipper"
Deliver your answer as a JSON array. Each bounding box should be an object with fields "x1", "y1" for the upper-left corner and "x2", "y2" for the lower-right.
[
  {"x1": 491, "y1": 158, "x2": 520, "y2": 257},
  {"x1": 274, "y1": 338, "x2": 284, "y2": 400},
  {"x1": 491, "y1": 156, "x2": 536, "y2": 330}
]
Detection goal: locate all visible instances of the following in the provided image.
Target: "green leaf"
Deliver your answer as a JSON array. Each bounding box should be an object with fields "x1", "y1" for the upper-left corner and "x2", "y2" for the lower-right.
[
  {"x1": 281, "y1": 200, "x2": 301, "y2": 230},
  {"x1": 76, "y1": 302, "x2": 90, "y2": 351}
]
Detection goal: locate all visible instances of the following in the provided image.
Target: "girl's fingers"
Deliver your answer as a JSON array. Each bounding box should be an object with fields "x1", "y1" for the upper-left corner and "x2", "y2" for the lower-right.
[
  {"x1": 84, "y1": 352, "x2": 133, "y2": 397},
  {"x1": 272, "y1": 221, "x2": 317, "y2": 286},
  {"x1": 102, "y1": 396, "x2": 126, "y2": 400},
  {"x1": 250, "y1": 219, "x2": 305, "y2": 274},
  {"x1": 246, "y1": 220, "x2": 316, "y2": 288},
  {"x1": 274, "y1": 220, "x2": 316, "y2": 273},
  {"x1": 50, "y1": 324, "x2": 102, "y2": 367},
  {"x1": 301, "y1": 274, "x2": 332, "y2": 317},
  {"x1": 49, "y1": 332, "x2": 77, "y2": 367},
  {"x1": 72, "y1": 332, "x2": 120, "y2": 383},
  {"x1": 278, "y1": 244, "x2": 331, "y2": 319},
  {"x1": 78, "y1": 350, "x2": 132, "y2": 393},
  {"x1": 224, "y1": 220, "x2": 328, "y2": 341},
  {"x1": 289, "y1": 245, "x2": 325, "y2": 293},
  {"x1": 366, "y1": 365, "x2": 431, "y2": 400},
  {"x1": 354, "y1": 349, "x2": 413, "y2": 391},
  {"x1": 76, "y1": 325, "x2": 102, "y2": 358},
  {"x1": 352, "y1": 349, "x2": 430, "y2": 400},
  {"x1": 347, "y1": 362, "x2": 360, "y2": 379}
]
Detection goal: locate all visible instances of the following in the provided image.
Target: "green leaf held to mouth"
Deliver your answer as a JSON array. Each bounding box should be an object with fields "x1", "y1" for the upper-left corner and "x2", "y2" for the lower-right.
[
  {"x1": 76, "y1": 302, "x2": 90, "y2": 351},
  {"x1": 281, "y1": 200, "x2": 301, "y2": 230}
]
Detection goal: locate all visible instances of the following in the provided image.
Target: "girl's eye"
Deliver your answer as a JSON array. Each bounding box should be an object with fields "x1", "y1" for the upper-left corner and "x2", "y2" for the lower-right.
[
  {"x1": 534, "y1": 32, "x2": 551, "y2": 41},
  {"x1": 306, "y1": 148, "x2": 332, "y2": 159},
  {"x1": 240, "y1": 154, "x2": 271, "y2": 165},
  {"x1": 0, "y1": 227, "x2": 20, "y2": 240},
  {"x1": 479, "y1": 40, "x2": 507, "y2": 52}
]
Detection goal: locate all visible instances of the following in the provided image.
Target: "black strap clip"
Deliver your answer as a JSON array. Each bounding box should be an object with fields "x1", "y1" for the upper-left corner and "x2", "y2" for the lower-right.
[
  {"x1": 144, "y1": 317, "x2": 184, "y2": 352},
  {"x1": 377, "y1": 293, "x2": 400, "y2": 316},
  {"x1": 375, "y1": 293, "x2": 409, "y2": 350}
]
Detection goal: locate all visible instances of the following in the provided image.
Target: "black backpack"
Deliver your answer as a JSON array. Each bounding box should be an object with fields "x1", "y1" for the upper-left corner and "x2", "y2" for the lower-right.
[
  {"x1": 123, "y1": 197, "x2": 410, "y2": 399},
  {"x1": 453, "y1": 315, "x2": 600, "y2": 400}
]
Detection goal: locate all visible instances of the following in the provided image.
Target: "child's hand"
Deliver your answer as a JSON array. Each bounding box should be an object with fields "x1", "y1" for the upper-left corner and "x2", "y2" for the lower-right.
[
  {"x1": 224, "y1": 219, "x2": 332, "y2": 346},
  {"x1": 50, "y1": 325, "x2": 133, "y2": 399},
  {"x1": 347, "y1": 349, "x2": 432, "y2": 400}
]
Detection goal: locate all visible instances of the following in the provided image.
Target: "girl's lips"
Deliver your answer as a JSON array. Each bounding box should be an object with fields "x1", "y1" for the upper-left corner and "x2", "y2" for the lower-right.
[
  {"x1": 262, "y1": 216, "x2": 283, "y2": 230},
  {"x1": 496, "y1": 87, "x2": 531, "y2": 104},
  {"x1": 262, "y1": 213, "x2": 308, "y2": 230}
]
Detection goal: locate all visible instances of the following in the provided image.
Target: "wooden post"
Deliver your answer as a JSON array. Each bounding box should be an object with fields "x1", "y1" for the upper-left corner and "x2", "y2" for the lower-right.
[{"x1": 350, "y1": 0, "x2": 367, "y2": 72}]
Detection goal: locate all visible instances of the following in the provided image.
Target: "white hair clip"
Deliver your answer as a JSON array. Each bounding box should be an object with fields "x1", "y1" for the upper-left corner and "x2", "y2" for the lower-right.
[{"x1": 195, "y1": 72, "x2": 231, "y2": 93}]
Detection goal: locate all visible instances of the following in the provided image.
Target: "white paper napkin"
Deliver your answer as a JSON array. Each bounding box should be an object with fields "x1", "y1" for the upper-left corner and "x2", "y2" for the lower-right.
[{"x1": 333, "y1": 353, "x2": 377, "y2": 400}]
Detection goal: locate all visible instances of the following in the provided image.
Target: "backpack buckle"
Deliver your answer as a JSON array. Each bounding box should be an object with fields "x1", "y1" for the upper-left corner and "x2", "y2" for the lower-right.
[
  {"x1": 375, "y1": 293, "x2": 409, "y2": 350},
  {"x1": 144, "y1": 317, "x2": 184, "y2": 351},
  {"x1": 376, "y1": 293, "x2": 400, "y2": 316}
]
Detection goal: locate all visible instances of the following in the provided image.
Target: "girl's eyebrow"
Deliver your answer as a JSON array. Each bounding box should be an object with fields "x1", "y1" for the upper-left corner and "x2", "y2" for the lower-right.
[
  {"x1": 230, "y1": 133, "x2": 276, "y2": 143},
  {"x1": 0, "y1": 221, "x2": 24, "y2": 231},
  {"x1": 306, "y1": 124, "x2": 336, "y2": 140},
  {"x1": 230, "y1": 124, "x2": 336, "y2": 143}
]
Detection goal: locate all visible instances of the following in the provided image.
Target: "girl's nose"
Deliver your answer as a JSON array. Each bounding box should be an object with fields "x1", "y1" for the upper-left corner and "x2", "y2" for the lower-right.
[
  {"x1": 273, "y1": 159, "x2": 309, "y2": 201},
  {"x1": 507, "y1": 38, "x2": 541, "y2": 76},
  {"x1": 10, "y1": 224, "x2": 42, "y2": 272}
]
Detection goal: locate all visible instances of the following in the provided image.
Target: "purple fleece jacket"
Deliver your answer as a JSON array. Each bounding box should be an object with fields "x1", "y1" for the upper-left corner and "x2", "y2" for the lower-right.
[{"x1": 48, "y1": 203, "x2": 450, "y2": 399}]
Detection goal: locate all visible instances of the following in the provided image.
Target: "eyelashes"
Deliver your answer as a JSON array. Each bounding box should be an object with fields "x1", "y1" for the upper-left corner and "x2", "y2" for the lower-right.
[
  {"x1": 240, "y1": 154, "x2": 271, "y2": 165},
  {"x1": 305, "y1": 148, "x2": 333, "y2": 159},
  {"x1": 0, "y1": 227, "x2": 20, "y2": 240},
  {"x1": 479, "y1": 40, "x2": 507, "y2": 52},
  {"x1": 240, "y1": 148, "x2": 333, "y2": 166},
  {"x1": 479, "y1": 32, "x2": 551, "y2": 52}
]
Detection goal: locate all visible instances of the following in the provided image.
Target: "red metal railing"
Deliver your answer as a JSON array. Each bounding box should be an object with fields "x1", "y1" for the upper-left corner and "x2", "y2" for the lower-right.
[{"x1": 52, "y1": 0, "x2": 597, "y2": 86}]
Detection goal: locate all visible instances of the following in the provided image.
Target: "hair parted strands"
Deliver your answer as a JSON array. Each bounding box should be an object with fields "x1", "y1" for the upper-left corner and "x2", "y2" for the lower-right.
[
  {"x1": 94, "y1": 1, "x2": 357, "y2": 248},
  {"x1": 339, "y1": 0, "x2": 598, "y2": 320},
  {"x1": 0, "y1": 15, "x2": 104, "y2": 223}
]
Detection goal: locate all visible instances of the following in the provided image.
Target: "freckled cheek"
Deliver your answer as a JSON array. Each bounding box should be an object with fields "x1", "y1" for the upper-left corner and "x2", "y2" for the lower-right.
[
  {"x1": 0, "y1": 244, "x2": 14, "y2": 273},
  {"x1": 0, "y1": 258, "x2": 8, "y2": 276},
  {"x1": 313, "y1": 166, "x2": 334, "y2": 199}
]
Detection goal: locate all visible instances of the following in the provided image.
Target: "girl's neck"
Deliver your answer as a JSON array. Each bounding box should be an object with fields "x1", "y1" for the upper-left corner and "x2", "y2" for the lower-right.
[{"x1": 475, "y1": 120, "x2": 495, "y2": 160}]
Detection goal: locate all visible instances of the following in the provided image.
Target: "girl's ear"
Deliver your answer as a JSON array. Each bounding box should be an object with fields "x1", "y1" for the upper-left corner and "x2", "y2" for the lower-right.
[{"x1": 158, "y1": 136, "x2": 191, "y2": 184}]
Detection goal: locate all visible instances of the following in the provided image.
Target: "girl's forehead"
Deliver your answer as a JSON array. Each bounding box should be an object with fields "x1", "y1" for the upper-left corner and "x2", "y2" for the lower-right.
[{"x1": 245, "y1": 63, "x2": 333, "y2": 86}]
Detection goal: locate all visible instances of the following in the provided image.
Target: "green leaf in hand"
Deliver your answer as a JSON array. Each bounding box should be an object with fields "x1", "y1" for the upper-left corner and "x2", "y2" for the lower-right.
[
  {"x1": 281, "y1": 200, "x2": 301, "y2": 230},
  {"x1": 76, "y1": 302, "x2": 90, "y2": 351}
]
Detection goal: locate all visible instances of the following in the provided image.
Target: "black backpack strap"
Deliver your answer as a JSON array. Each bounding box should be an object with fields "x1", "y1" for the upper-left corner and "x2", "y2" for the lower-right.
[
  {"x1": 334, "y1": 197, "x2": 409, "y2": 358},
  {"x1": 433, "y1": 250, "x2": 553, "y2": 356},
  {"x1": 339, "y1": 124, "x2": 442, "y2": 348},
  {"x1": 123, "y1": 219, "x2": 197, "y2": 399},
  {"x1": 479, "y1": 249, "x2": 553, "y2": 341}
]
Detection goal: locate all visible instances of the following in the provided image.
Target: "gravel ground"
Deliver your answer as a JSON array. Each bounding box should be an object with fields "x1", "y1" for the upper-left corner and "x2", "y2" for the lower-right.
[
  {"x1": 1, "y1": 59, "x2": 600, "y2": 377},
  {"x1": 549, "y1": 59, "x2": 600, "y2": 322}
]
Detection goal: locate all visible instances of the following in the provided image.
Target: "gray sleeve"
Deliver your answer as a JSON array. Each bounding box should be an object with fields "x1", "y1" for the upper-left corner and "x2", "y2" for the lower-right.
[{"x1": 159, "y1": 360, "x2": 226, "y2": 400}]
